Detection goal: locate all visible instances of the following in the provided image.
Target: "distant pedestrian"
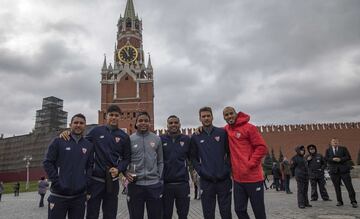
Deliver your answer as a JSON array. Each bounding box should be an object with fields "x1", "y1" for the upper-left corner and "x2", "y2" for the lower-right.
[
  {"x1": 272, "y1": 162, "x2": 281, "y2": 191},
  {"x1": 325, "y1": 138, "x2": 357, "y2": 208},
  {"x1": 263, "y1": 171, "x2": 269, "y2": 190},
  {"x1": 191, "y1": 170, "x2": 201, "y2": 200},
  {"x1": 38, "y1": 176, "x2": 49, "y2": 207},
  {"x1": 291, "y1": 145, "x2": 311, "y2": 209},
  {"x1": 280, "y1": 157, "x2": 293, "y2": 194},
  {"x1": 0, "y1": 181, "x2": 4, "y2": 201},
  {"x1": 13, "y1": 182, "x2": 20, "y2": 196},
  {"x1": 305, "y1": 144, "x2": 330, "y2": 201}
]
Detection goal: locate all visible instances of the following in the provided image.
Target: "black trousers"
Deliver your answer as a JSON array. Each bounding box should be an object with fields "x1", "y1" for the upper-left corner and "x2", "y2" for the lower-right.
[
  {"x1": 127, "y1": 182, "x2": 163, "y2": 219},
  {"x1": 233, "y1": 181, "x2": 266, "y2": 219},
  {"x1": 330, "y1": 173, "x2": 357, "y2": 204},
  {"x1": 296, "y1": 176, "x2": 309, "y2": 206},
  {"x1": 39, "y1": 193, "x2": 45, "y2": 207},
  {"x1": 86, "y1": 179, "x2": 119, "y2": 219},
  {"x1": 47, "y1": 194, "x2": 86, "y2": 219},
  {"x1": 200, "y1": 178, "x2": 232, "y2": 219},
  {"x1": 284, "y1": 175, "x2": 291, "y2": 193},
  {"x1": 310, "y1": 176, "x2": 329, "y2": 200},
  {"x1": 163, "y1": 182, "x2": 190, "y2": 219}
]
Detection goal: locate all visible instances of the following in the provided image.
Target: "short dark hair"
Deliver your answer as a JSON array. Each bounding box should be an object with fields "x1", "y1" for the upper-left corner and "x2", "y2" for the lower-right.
[
  {"x1": 199, "y1": 106, "x2": 213, "y2": 117},
  {"x1": 135, "y1": 111, "x2": 151, "y2": 129},
  {"x1": 167, "y1": 115, "x2": 179, "y2": 121},
  {"x1": 40, "y1": 176, "x2": 45, "y2": 180},
  {"x1": 71, "y1": 113, "x2": 86, "y2": 123},
  {"x1": 107, "y1": 105, "x2": 121, "y2": 114}
]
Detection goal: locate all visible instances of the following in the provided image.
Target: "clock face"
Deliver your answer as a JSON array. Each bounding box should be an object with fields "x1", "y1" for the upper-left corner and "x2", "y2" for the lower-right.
[{"x1": 118, "y1": 45, "x2": 138, "y2": 63}]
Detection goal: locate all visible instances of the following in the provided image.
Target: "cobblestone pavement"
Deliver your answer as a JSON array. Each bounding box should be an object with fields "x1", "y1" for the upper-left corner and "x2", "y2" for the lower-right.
[{"x1": 0, "y1": 178, "x2": 359, "y2": 219}]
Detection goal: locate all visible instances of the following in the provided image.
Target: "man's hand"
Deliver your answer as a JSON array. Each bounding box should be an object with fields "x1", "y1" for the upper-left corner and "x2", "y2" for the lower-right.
[
  {"x1": 125, "y1": 171, "x2": 135, "y2": 183},
  {"x1": 109, "y1": 167, "x2": 119, "y2": 178},
  {"x1": 59, "y1": 130, "x2": 71, "y2": 141},
  {"x1": 333, "y1": 157, "x2": 341, "y2": 162},
  {"x1": 194, "y1": 126, "x2": 203, "y2": 135}
]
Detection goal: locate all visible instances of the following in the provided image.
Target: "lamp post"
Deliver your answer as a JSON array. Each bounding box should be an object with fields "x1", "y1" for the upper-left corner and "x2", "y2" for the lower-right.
[{"x1": 23, "y1": 155, "x2": 32, "y2": 190}]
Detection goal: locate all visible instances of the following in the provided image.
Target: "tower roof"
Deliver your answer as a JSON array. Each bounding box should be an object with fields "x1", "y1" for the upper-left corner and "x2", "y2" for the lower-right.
[
  {"x1": 102, "y1": 54, "x2": 107, "y2": 70},
  {"x1": 147, "y1": 53, "x2": 153, "y2": 70},
  {"x1": 124, "y1": 0, "x2": 136, "y2": 20}
]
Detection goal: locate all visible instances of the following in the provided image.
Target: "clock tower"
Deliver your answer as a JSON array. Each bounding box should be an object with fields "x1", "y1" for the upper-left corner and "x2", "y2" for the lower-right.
[{"x1": 98, "y1": 0, "x2": 154, "y2": 134}]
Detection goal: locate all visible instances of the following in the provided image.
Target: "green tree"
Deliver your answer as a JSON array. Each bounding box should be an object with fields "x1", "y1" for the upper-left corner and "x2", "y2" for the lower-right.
[
  {"x1": 263, "y1": 152, "x2": 273, "y2": 175},
  {"x1": 279, "y1": 147, "x2": 284, "y2": 163},
  {"x1": 271, "y1": 147, "x2": 278, "y2": 163}
]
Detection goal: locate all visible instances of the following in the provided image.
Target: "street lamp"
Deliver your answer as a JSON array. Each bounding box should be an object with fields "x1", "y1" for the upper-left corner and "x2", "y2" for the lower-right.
[{"x1": 23, "y1": 155, "x2": 32, "y2": 190}]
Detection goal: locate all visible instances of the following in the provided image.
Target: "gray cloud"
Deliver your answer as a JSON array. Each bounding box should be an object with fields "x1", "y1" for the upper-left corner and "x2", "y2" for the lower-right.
[{"x1": 1, "y1": 0, "x2": 360, "y2": 136}]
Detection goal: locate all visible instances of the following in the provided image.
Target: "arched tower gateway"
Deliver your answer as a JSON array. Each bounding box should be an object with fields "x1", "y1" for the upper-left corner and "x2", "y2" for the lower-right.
[{"x1": 98, "y1": 0, "x2": 154, "y2": 134}]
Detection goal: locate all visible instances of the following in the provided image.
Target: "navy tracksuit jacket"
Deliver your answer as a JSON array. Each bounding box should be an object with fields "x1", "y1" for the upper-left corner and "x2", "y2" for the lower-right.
[
  {"x1": 190, "y1": 126, "x2": 232, "y2": 219},
  {"x1": 85, "y1": 125, "x2": 131, "y2": 219},
  {"x1": 43, "y1": 135, "x2": 94, "y2": 219},
  {"x1": 161, "y1": 134, "x2": 191, "y2": 219}
]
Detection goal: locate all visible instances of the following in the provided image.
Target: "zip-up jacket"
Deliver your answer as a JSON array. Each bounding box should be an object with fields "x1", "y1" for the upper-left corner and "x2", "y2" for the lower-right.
[
  {"x1": 86, "y1": 125, "x2": 131, "y2": 179},
  {"x1": 160, "y1": 134, "x2": 190, "y2": 184},
  {"x1": 305, "y1": 145, "x2": 326, "y2": 179},
  {"x1": 190, "y1": 126, "x2": 231, "y2": 182},
  {"x1": 290, "y1": 145, "x2": 308, "y2": 178},
  {"x1": 43, "y1": 135, "x2": 93, "y2": 196},
  {"x1": 129, "y1": 131, "x2": 163, "y2": 186},
  {"x1": 224, "y1": 112, "x2": 268, "y2": 183}
]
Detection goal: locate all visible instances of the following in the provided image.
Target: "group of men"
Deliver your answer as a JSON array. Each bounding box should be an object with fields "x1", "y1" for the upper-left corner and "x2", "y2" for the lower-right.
[
  {"x1": 43, "y1": 105, "x2": 268, "y2": 219},
  {"x1": 290, "y1": 139, "x2": 358, "y2": 209}
]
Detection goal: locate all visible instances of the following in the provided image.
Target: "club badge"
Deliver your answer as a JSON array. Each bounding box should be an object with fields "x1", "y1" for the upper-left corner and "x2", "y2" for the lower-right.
[
  {"x1": 82, "y1": 148, "x2": 87, "y2": 154},
  {"x1": 236, "y1": 132, "x2": 241, "y2": 138},
  {"x1": 163, "y1": 143, "x2": 167, "y2": 146},
  {"x1": 180, "y1": 141, "x2": 184, "y2": 147},
  {"x1": 115, "y1": 137, "x2": 121, "y2": 143},
  {"x1": 150, "y1": 142, "x2": 155, "y2": 147},
  {"x1": 215, "y1": 136, "x2": 220, "y2": 142},
  {"x1": 50, "y1": 203, "x2": 55, "y2": 210}
]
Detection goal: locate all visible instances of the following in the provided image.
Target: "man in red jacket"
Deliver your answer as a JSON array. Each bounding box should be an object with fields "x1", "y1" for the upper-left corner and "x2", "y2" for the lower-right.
[{"x1": 223, "y1": 106, "x2": 268, "y2": 219}]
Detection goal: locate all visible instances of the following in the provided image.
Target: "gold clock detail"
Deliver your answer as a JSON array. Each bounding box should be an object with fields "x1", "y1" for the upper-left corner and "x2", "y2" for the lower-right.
[{"x1": 118, "y1": 45, "x2": 138, "y2": 63}]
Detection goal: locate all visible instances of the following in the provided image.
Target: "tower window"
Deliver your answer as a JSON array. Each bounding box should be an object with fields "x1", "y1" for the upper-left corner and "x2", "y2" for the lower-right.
[
  {"x1": 135, "y1": 20, "x2": 139, "y2": 29},
  {"x1": 125, "y1": 76, "x2": 129, "y2": 80},
  {"x1": 126, "y1": 18, "x2": 132, "y2": 28}
]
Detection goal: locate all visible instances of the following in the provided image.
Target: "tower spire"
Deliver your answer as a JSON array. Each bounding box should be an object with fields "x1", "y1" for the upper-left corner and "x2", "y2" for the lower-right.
[
  {"x1": 147, "y1": 53, "x2": 152, "y2": 70},
  {"x1": 124, "y1": 0, "x2": 136, "y2": 19},
  {"x1": 102, "y1": 54, "x2": 107, "y2": 70}
]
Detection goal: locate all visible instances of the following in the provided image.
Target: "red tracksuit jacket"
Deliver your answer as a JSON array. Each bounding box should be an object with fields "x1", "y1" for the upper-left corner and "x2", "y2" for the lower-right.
[{"x1": 224, "y1": 112, "x2": 268, "y2": 183}]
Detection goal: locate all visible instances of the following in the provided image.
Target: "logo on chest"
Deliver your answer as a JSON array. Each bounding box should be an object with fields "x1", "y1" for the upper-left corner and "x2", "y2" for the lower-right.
[
  {"x1": 163, "y1": 143, "x2": 167, "y2": 147},
  {"x1": 150, "y1": 142, "x2": 156, "y2": 148},
  {"x1": 180, "y1": 141, "x2": 184, "y2": 147},
  {"x1": 65, "y1": 147, "x2": 71, "y2": 151},
  {"x1": 82, "y1": 148, "x2": 87, "y2": 154},
  {"x1": 115, "y1": 137, "x2": 121, "y2": 143},
  {"x1": 235, "y1": 132, "x2": 241, "y2": 138},
  {"x1": 214, "y1": 136, "x2": 220, "y2": 142}
]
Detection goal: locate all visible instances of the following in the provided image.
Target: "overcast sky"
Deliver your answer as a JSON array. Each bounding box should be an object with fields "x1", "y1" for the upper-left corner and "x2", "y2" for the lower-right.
[{"x1": 1, "y1": 0, "x2": 360, "y2": 137}]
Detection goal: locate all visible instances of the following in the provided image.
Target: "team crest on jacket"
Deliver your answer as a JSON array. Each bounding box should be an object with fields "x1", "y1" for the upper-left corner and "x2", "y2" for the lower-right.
[
  {"x1": 115, "y1": 137, "x2": 121, "y2": 143},
  {"x1": 180, "y1": 141, "x2": 184, "y2": 147},
  {"x1": 215, "y1": 136, "x2": 220, "y2": 142},
  {"x1": 150, "y1": 142, "x2": 155, "y2": 147},
  {"x1": 49, "y1": 203, "x2": 55, "y2": 210},
  {"x1": 82, "y1": 148, "x2": 87, "y2": 154},
  {"x1": 236, "y1": 132, "x2": 241, "y2": 138}
]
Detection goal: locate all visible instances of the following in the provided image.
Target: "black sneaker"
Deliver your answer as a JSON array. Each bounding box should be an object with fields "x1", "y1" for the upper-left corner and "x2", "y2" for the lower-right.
[
  {"x1": 323, "y1": 199, "x2": 332, "y2": 201},
  {"x1": 336, "y1": 201, "x2": 343, "y2": 206},
  {"x1": 305, "y1": 204, "x2": 312, "y2": 207},
  {"x1": 299, "y1": 205, "x2": 305, "y2": 209},
  {"x1": 352, "y1": 202, "x2": 358, "y2": 208}
]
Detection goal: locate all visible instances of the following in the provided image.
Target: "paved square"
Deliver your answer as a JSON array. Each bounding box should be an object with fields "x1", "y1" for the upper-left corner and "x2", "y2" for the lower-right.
[{"x1": 0, "y1": 178, "x2": 359, "y2": 219}]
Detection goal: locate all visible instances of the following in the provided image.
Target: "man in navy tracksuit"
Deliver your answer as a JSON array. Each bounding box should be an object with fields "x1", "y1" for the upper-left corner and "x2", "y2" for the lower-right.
[
  {"x1": 85, "y1": 105, "x2": 131, "y2": 219},
  {"x1": 190, "y1": 107, "x2": 232, "y2": 219},
  {"x1": 161, "y1": 115, "x2": 191, "y2": 219},
  {"x1": 43, "y1": 113, "x2": 93, "y2": 219}
]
